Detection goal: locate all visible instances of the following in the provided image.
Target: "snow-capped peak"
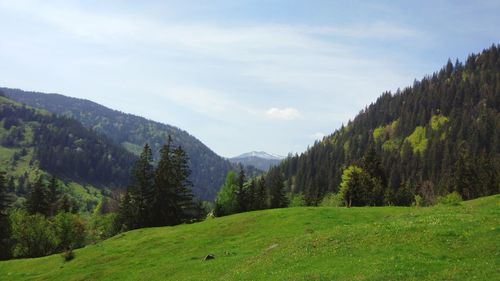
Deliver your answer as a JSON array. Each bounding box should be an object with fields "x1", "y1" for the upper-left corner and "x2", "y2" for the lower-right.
[{"x1": 232, "y1": 151, "x2": 284, "y2": 160}]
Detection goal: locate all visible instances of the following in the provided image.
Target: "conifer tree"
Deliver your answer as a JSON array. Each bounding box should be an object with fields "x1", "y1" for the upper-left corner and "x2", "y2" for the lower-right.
[
  {"x1": 0, "y1": 172, "x2": 12, "y2": 260},
  {"x1": 237, "y1": 168, "x2": 247, "y2": 212},
  {"x1": 47, "y1": 176, "x2": 60, "y2": 216},
  {"x1": 171, "y1": 146, "x2": 195, "y2": 223},
  {"x1": 128, "y1": 144, "x2": 155, "y2": 228},
  {"x1": 26, "y1": 176, "x2": 49, "y2": 216},
  {"x1": 153, "y1": 136, "x2": 176, "y2": 226},
  {"x1": 269, "y1": 170, "x2": 288, "y2": 208},
  {"x1": 256, "y1": 177, "x2": 268, "y2": 210},
  {"x1": 117, "y1": 191, "x2": 134, "y2": 231}
]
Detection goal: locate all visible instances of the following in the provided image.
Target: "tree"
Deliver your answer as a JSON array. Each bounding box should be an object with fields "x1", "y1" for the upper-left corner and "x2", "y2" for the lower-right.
[
  {"x1": 339, "y1": 165, "x2": 373, "y2": 207},
  {"x1": 269, "y1": 169, "x2": 288, "y2": 208},
  {"x1": 0, "y1": 172, "x2": 12, "y2": 260},
  {"x1": 152, "y1": 137, "x2": 177, "y2": 226},
  {"x1": 255, "y1": 176, "x2": 268, "y2": 210},
  {"x1": 9, "y1": 210, "x2": 58, "y2": 258},
  {"x1": 116, "y1": 191, "x2": 134, "y2": 231},
  {"x1": 237, "y1": 168, "x2": 247, "y2": 212},
  {"x1": 128, "y1": 144, "x2": 155, "y2": 228},
  {"x1": 170, "y1": 145, "x2": 195, "y2": 223},
  {"x1": 47, "y1": 176, "x2": 60, "y2": 216},
  {"x1": 26, "y1": 176, "x2": 50, "y2": 216},
  {"x1": 214, "y1": 171, "x2": 239, "y2": 216}
]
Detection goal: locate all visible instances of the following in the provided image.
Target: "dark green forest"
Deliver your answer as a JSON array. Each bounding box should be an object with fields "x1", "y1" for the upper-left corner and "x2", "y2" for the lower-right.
[
  {"x1": 3, "y1": 89, "x2": 261, "y2": 200},
  {"x1": 0, "y1": 96, "x2": 136, "y2": 189},
  {"x1": 264, "y1": 45, "x2": 500, "y2": 206}
]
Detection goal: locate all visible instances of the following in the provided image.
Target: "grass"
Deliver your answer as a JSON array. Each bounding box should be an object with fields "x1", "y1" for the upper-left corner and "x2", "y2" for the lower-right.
[{"x1": 1, "y1": 195, "x2": 499, "y2": 281}]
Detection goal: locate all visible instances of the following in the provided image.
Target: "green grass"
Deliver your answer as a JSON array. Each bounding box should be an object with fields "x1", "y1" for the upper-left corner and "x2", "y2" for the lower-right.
[{"x1": 1, "y1": 195, "x2": 499, "y2": 281}]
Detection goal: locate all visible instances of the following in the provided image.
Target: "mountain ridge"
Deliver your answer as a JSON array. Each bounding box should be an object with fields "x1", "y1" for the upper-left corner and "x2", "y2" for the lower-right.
[{"x1": 2, "y1": 88, "x2": 247, "y2": 200}]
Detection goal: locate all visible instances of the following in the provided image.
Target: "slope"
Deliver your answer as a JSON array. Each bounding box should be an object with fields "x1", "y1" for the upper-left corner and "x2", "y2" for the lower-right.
[
  {"x1": 0, "y1": 195, "x2": 498, "y2": 280},
  {"x1": 269, "y1": 45, "x2": 500, "y2": 205},
  {"x1": 2, "y1": 89, "x2": 251, "y2": 200},
  {"x1": 0, "y1": 95, "x2": 136, "y2": 210}
]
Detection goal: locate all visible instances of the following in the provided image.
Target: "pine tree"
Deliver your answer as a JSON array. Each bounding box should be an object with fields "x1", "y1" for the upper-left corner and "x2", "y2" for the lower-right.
[
  {"x1": 237, "y1": 168, "x2": 247, "y2": 212},
  {"x1": 256, "y1": 177, "x2": 268, "y2": 210},
  {"x1": 171, "y1": 146, "x2": 195, "y2": 223},
  {"x1": 246, "y1": 179, "x2": 257, "y2": 211},
  {"x1": 269, "y1": 170, "x2": 288, "y2": 208},
  {"x1": 128, "y1": 144, "x2": 155, "y2": 228},
  {"x1": 153, "y1": 136, "x2": 177, "y2": 226},
  {"x1": 26, "y1": 176, "x2": 49, "y2": 216},
  {"x1": 47, "y1": 176, "x2": 60, "y2": 216},
  {"x1": 117, "y1": 191, "x2": 134, "y2": 231},
  {"x1": 0, "y1": 172, "x2": 12, "y2": 260}
]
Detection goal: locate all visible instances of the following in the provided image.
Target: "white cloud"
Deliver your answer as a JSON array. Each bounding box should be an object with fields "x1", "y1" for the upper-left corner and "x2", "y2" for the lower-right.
[
  {"x1": 266, "y1": 107, "x2": 300, "y2": 120},
  {"x1": 310, "y1": 132, "x2": 325, "y2": 140}
]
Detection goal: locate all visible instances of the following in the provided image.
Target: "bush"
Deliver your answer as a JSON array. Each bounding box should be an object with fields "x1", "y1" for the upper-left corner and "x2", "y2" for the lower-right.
[
  {"x1": 88, "y1": 213, "x2": 120, "y2": 243},
  {"x1": 412, "y1": 195, "x2": 424, "y2": 207},
  {"x1": 320, "y1": 193, "x2": 343, "y2": 207},
  {"x1": 10, "y1": 210, "x2": 59, "y2": 258},
  {"x1": 53, "y1": 212, "x2": 86, "y2": 251},
  {"x1": 437, "y1": 192, "x2": 463, "y2": 205},
  {"x1": 289, "y1": 193, "x2": 306, "y2": 207}
]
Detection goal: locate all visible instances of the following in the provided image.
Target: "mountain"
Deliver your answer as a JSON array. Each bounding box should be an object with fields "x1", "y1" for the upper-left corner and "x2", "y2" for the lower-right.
[
  {"x1": 266, "y1": 45, "x2": 500, "y2": 205},
  {"x1": 0, "y1": 94, "x2": 137, "y2": 210},
  {"x1": 229, "y1": 151, "x2": 284, "y2": 171},
  {"x1": 1, "y1": 194, "x2": 498, "y2": 280},
  {"x1": 2, "y1": 89, "x2": 253, "y2": 200}
]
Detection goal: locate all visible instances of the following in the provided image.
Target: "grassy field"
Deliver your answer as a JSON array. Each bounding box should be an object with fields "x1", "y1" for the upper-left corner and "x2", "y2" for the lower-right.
[{"x1": 1, "y1": 195, "x2": 499, "y2": 281}]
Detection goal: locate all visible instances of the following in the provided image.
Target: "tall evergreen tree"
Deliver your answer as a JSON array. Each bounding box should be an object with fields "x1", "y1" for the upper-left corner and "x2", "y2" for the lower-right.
[
  {"x1": 26, "y1": 176, "x2": 49, "y2": 216},
  {"x1": 171, "y1": 145, "x2": 195, "y2": 224},
  {"x1": 117, "y1": 191, "x2": 134, "y2": 231},
  {"x1": 237, "y1": 168, "x2": 247, "y2": 212},
  {"x1": 153, "y1": 136, "x2": 177, "y2": 226},
  {"x1": 128, "y1": 144, "x2": 155, "y2": 228},
  {"x1": 47, "y1": 176, "x2": 60, "y2": 216},
  {"x1": 269, "y1": 170, "x2": 288, "y2": 208},
  {"x1": 256, "y1": 177, "x2": 268, "y2": 210},
  {"x1": 0, "y1": 172, "x2": 12, "y2": 260}
]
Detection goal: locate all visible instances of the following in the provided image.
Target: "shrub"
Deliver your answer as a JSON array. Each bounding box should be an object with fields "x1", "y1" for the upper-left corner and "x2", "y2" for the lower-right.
[
  {"x1": 10, "y1": 210, "x2": 59, "y2": 258},
  {"x1": 53, "y1": 212, "x2": 86, "y2": 251},
  {"x1": 437, "y1": 192, "x2": 463, "y2": 205},
  {"x1": 320, "y1": 193, "x2": 343, "y2": 207},
  {"x1": 289, "y1": 193, "x2": 306, "y2": 207},
  {"x1": 412, "y1": 195, "x2": 424, "y2": 207}
]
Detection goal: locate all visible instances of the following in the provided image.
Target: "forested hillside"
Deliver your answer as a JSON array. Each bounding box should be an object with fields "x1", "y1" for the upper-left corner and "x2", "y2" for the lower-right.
[
  {"x1": 0, "y1": 95, "x2": 136, "y2": 209},
  {"x1": 2, "y1": 89, "x2": 256, "y2": 200},
  {"x1": 268, "y1": 45, "x2": 500, "y2": 205}
]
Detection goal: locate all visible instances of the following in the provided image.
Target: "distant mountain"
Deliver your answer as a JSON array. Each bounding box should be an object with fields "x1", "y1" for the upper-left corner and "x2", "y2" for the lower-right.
[
  {"x1": 267, "y1": 45, "x2": 500, "y2": 205},
  {"x1": 3, "y1": 88, "x2": 258, "y2": 200},
  {"x1": 230, "y1": 151, "x2": 284, "y2": 171}
]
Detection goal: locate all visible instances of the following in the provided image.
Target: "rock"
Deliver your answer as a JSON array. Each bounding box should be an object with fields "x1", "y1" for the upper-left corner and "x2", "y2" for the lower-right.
[{"x1": 203, "y1": 254, "x2": 215, "y2": 261}]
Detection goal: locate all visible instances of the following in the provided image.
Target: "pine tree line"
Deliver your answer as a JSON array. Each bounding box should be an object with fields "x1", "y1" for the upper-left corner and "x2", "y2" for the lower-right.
[
  {"x1": 116, "y1": 137, "x2": 203, "y2": 230},
  {"x1": 214, "y1": 167, "x2": 288, "y2": 217},
  {"x1": 269, "y1": 44, "x2": 500, "y2": 206}
]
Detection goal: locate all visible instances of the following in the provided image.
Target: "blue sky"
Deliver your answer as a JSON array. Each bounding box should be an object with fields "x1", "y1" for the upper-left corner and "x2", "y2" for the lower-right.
[{"x1": 0, "y1": 0, "x2": 499, "y2": 157}]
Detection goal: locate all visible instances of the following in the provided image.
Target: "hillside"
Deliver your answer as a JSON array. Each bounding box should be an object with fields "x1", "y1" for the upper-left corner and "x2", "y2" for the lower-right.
[
  {"x1": 0, "y1": 195, "x2": 498, "y2": 280},
  {"x1": 229, "y1": 151, "x2": 283, "y2": 171},
  {"x1": 268, "y1": 45, "x2": 500, "y2": 205},
  {"x1": 2, "y1": 89, "x2": 251, "y2": 200},
  {"x1": 0, "y1": 95, "x2": 136, "y2": 210}
]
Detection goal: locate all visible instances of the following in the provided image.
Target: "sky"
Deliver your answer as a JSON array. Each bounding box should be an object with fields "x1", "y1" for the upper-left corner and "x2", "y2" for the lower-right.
[{"x1": 0, "y1": 0, "x2": 499, "y2": 158}]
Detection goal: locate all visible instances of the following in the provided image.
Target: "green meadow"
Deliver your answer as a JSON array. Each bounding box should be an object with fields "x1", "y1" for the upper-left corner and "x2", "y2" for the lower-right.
[{"x1": 1, "y1": 195, "x2": 498, "y2": 281}]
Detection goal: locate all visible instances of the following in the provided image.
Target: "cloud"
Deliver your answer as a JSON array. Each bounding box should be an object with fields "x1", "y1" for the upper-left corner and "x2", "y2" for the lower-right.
[
  {"x1": 309, "y1": 132, "x2": 325, "y2": 140},
  {"x1": 266, "y1": 107, "x2": 300, "y2": 120}
]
